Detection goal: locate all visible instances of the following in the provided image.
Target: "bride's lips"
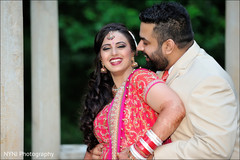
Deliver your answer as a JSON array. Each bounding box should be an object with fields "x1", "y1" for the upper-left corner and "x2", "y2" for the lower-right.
[{"x1": 110, "y1": 57, "x2": 122, "y2": 65}]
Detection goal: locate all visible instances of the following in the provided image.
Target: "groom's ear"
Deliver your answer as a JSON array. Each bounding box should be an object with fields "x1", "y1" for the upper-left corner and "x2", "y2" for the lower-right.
[{"x1": 163, "y1": 39, "x2": 175, "y2": 55}]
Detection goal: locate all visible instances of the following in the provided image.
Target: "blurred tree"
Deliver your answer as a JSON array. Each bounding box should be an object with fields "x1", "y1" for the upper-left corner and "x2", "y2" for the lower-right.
[{"x1": 24, "y1": 0, "x2": 225, "y2": 158}]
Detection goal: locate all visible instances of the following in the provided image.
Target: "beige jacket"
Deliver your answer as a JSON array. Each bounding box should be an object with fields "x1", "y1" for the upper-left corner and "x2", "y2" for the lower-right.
[{"x1": 154, "y1": 41, "x2": 239, "y2": 159}]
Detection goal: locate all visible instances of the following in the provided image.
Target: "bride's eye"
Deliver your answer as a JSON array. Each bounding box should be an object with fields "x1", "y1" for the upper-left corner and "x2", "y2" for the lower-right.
[
  {"x1": 102, "y1": 47, "x2": 110, "y2": 51},
  {"x1": 118, "y1": 45, "x2": 126, "y2": 48}
]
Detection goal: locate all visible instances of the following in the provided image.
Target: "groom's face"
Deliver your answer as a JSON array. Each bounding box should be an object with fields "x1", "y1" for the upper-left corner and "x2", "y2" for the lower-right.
[{"x1": 137, "y1": 23, "x2": 168, "y2": 72}]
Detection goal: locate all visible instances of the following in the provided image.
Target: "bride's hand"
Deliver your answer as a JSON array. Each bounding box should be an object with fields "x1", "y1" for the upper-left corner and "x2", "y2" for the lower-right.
[
  {"x1": 91, "y1": 143, "x2": 103, "y2": 159},
  {"x1": 84, "y1": 143, "x2": 103, "y2": 160},
  {"x1": 117, "y1": 147, "x2": 130, "y2": 159}
]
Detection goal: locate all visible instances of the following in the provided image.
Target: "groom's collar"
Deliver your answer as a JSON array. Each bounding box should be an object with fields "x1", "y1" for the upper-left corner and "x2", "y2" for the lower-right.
[{"x1": 157, "y1": 41, "x2": 200, "y2": 82}]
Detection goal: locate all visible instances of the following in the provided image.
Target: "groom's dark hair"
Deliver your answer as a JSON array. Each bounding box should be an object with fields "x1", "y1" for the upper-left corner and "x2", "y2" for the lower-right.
[{"x1": 139, "y1": 2, "x2": 194, "y2": 49}]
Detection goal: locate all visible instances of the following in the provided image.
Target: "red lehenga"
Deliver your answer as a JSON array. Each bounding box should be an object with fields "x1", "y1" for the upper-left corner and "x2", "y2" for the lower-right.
[{"x1": 93, "y1": 69, "x2": 169, "y2": 159}]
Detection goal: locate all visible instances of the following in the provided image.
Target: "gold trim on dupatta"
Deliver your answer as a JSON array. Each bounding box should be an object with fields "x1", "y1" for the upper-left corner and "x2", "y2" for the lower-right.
[{"x1": 108, "y1": 81, "x2": 126, "y2": 159}]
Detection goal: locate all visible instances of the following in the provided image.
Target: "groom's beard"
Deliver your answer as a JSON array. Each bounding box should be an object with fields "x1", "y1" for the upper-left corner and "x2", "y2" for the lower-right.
[
  {"x1": 145, "y1": 49, "x2": 168, "y2": 72},
  {"x1": 146, "y1": 58, "x2": 159, "y2": 73}
]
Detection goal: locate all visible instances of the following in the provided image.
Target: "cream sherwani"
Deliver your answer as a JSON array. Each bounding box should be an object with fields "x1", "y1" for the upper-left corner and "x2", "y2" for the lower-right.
[{"x1": 154, "y1": 41, "x2": 239, "y2": 159}]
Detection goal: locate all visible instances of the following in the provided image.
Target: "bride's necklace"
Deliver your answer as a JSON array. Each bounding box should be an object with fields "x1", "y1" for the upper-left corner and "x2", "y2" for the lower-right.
[
  {"x1": 112, "y1": 69, "x2": 135, "y2": 94},
  {"x1": 112, "y1": 85, "x2": 118, "y2": 93}
]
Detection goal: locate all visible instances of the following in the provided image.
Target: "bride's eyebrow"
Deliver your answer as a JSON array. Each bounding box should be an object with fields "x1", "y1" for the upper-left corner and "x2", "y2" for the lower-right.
[
  {"x1": 101, "y1": 41, "x2": 126, "y2": 47},
  {"x1": 116, "y1": 41, "x2": 126, "y2": 45},
  {"x1": 101, "y1": 44, "x2": 111, "y2": 48}
]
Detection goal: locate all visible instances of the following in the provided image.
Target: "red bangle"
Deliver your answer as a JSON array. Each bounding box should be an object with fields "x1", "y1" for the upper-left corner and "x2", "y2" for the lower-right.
[
  {"x1": 133, "y1": 144, "x2": 148, "y2": 158},
  {"x1": 134, "y1": 129, "x2": 163, "y2": 159},
  {"x1": 136, "y1": 140, "x2": 151, "y2": 157},
  {"x1": 142, "y1": 134, "x2": 158, "y2": 150}
]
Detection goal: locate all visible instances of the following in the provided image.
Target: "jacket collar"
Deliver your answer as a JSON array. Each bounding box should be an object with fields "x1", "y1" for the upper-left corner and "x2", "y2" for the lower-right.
[{"x1": 157, "y1": 41, "x2": 201, "y2": 84}]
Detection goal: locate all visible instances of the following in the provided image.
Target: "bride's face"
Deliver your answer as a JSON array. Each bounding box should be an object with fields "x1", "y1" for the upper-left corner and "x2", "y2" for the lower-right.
[{"x1": 100, "y1": 31, "x2": 134, "y2": 76}]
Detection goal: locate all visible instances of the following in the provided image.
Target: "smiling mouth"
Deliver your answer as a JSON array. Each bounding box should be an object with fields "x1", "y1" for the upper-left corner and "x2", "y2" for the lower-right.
[
  {"x1": 110, "y1": 58, "x2": 122, "y2": 65},
  {"x1": 110, "y1": 59, "x2": 122, "y2": 63}
]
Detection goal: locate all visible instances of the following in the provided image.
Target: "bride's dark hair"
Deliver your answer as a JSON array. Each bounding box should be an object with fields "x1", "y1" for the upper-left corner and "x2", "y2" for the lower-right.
[{"x1": 79, "y1": 23, "x2": 137, "y2": 151}]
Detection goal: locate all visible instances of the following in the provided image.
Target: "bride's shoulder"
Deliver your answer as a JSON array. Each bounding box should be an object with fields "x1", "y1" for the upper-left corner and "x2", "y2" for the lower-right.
[
  {"x1": 132, "y1": 68, "x2": 156, "y2": 76},
  {"x1": 130, "y1": 68, "x2": 158, "y2": 81}
]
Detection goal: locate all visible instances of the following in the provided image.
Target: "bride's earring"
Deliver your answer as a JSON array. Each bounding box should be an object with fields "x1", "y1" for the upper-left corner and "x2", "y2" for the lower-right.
[
  {"x1": 131, "y1": 57, "x2": 138, "y2": 68},
  {"x1": 101, "y1": 63, "x2": 107, "y2": 73}
]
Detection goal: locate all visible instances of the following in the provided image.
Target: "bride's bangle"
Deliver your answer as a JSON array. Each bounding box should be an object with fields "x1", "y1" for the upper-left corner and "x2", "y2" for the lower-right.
[
  {"x1": 130, "y1": 144, "x2": 147, "y2": 159},
  {"x1": 134, "y1": 129, "x2": 163, "y2": 158}
]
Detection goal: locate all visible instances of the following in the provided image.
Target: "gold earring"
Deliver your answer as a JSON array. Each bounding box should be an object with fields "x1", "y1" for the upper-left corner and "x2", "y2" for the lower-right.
[
  {"x1": 131, "y1": 57, "x2": 138, "y2": 68},
  {"x1": 101, "y1": 63, "x2": 107, "y2": 73}
]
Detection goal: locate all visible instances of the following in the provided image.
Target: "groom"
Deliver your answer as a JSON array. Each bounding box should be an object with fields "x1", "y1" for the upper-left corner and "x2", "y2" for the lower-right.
[{"x1": 130, "y1": 1, "x2": 239, "y2": 159}]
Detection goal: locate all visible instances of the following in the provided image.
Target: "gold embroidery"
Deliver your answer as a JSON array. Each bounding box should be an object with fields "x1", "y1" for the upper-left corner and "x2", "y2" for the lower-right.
[
  {"x1": 108, "y1": 82, "x2": 126, "y2": 159},
  {"x1": 93, "y1": 69, "x2": 161, "y2": 159}
]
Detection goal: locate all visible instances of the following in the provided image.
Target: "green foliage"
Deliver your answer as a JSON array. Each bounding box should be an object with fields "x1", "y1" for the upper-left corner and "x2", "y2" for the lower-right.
[
  {"x1": 24, "y1": 0, "x2": 226, "y2": 154},
  {"x1": 186, "y1": 0, "x2": 225, "y2": 65}
]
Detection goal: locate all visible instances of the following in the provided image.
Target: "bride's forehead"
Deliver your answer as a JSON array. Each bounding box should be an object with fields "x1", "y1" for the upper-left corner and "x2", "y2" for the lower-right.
[
  {"x1": 106, "y1": 31, "x2": 125, "y2": 38},
  {"x1": 103, "y1": 31, "x2": 128, "y2": 43}
]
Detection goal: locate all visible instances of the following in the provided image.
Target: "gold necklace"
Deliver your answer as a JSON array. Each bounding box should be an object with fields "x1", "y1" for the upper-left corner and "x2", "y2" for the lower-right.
[{"x1": 112, "y1": 85, "x2": 118, "y2": 93}]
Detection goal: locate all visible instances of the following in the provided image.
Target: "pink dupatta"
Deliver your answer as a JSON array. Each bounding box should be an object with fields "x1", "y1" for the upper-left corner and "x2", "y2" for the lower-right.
[{"x1": 107, "y1": 69, "x2": 136, "y2": 159}]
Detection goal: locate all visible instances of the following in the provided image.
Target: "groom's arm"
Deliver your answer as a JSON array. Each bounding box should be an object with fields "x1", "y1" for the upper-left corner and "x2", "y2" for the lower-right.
[{"x1": 154, "y1": 77, "x2": 238, "y2": 159}]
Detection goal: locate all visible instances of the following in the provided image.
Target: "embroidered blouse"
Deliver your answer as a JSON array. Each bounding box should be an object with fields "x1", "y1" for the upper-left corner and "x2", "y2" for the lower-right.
[{"x1": 93, "y1": 68, "x2": 165, "y2": 159}]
